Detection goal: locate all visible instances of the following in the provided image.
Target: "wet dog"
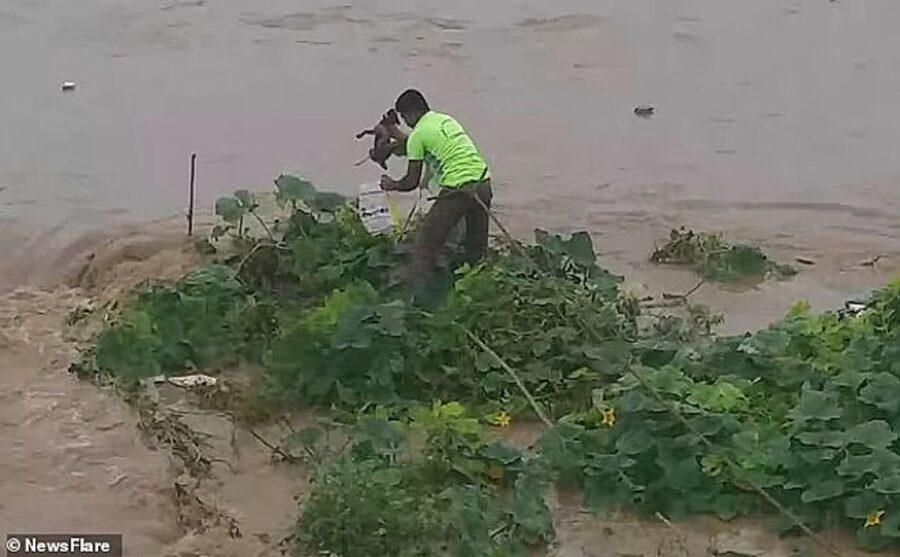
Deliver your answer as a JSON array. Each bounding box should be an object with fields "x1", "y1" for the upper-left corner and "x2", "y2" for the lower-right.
[{"x1": 356, "y1": 109, "x2": 405, "y2": 170}]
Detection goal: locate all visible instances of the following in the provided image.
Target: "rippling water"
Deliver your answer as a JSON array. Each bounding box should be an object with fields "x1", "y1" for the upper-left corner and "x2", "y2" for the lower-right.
[{"x1": 1, "y1": 0, "x2": 899, "y2": 321}]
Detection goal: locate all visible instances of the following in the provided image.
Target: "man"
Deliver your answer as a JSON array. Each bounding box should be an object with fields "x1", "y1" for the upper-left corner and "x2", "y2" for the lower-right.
[{"x1": 379, "y1": 89, "x2": 492, "y2": 290}]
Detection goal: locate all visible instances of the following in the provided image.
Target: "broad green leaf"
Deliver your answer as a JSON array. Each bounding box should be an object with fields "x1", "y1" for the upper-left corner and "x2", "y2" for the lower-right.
[
  {"x1": 687, "y1": 381, "x2": 748, "y2": 413},
  {"x1": 792, "y1": 383, "x2": 842, "y2": 422},
  {"x1": 658, "y1": 454, "x2": 705, "y2": 492},
  {"x1": 370, "y1": 466, "x2": 404, "y2": 486},
  {"x1": 642, "y1": 366, "x2": 692, "y2": 397},
  {"x1": 311, "y1": 191, "x2": 346, "y2": 212},
  {"x1": 234, "y1": 189, "x2": 254, "y2": 208},
  {"x1": 567, "y1": 367, "x2": 594, "y2": 380},
  {"x1": 615, "y1": 429, "x2": 656, "y2": 455},
  {"x1": 797, "y1": 446, "x2": 839, "y2": 463},
  {"x1": 859, "y1": 373, "x2": 900, "y2": 413},
  {"x1": 882, "y1": 512, "x2": 900, "y2": 538},
  {"x1": 275, "y1": 174, "x2": 315, "y2": 201},
  {"x1": 800, "y1": 480, "x2": 845, "y2": 503},
  {"x1": 846, "y1": 420, "x2": 898, "y2": 450},
  {"x1": 480, "y1": 442, "x2": 522, "y2": 465},
  {"x1": 869, "y1": 474, "x2": 900, "y2": 494},
  {"x1": 440, "y1": 401, "x2": 467, "y2": 419},
  {"x1": 531, "y1": 339, "x2": 551, "y2": 357},
  {"x1": 512, "y1": 475, "x2": 554, "y2": 543},
  {"x1": 215, "y1": 197, "x2": 245, "y2": 223},
  {"x1": 844, "y1": 491, "x2": 885, "y2": 519},
  {"x1": 564, "y1": 231, "x2": 597, "y2": 267},
  {"x1": 584, "y1": 340, "x2": 631, "y2": 376},
  {"x1": 375, "y1": 301, "x2": 407, "y2": 336},
  {"x1": 857, "y1": 526, "x2": 892, "y2": 551},
  {"x1": 838, "y1": 449, "x2": 900, "y2": 479},
  {"x1": 832, "y1": 368, "x2": 868, "y2": 391},
  {"x1": 795, "y1": 430, "x2": 847, "y2": 449},
  {"x1": 210, "y1": 224, "x2": 232, "y2": 240},
  {"x1": 474, "y1": 350, "x2": 498, "y2": 372}
]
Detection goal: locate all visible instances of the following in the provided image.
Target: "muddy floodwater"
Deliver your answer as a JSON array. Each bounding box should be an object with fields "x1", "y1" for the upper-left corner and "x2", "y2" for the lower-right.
[
  {"x1": 2, "y1": 0, "x2": 900, "y2": 324},
  {"x1": 0, "y1": 1, "x2": 899, "y2": 555}
]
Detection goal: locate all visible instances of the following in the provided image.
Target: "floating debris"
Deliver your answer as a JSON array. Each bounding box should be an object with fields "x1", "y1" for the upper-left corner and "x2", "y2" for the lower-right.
[
  {"x1": 634, "y1": 105, "x2": 655, "y2": 118},
  {"x1": 860, "y1": 255, "x2": 883, "y2": 268},
  {"x1": 168, "y1": 374, "x2": 218, "y2": 388}
]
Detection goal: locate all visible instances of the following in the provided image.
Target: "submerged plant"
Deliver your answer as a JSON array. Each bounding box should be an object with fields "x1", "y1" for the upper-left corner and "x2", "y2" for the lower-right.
[{"x1": 651, "y1": 227, "x2": 796, "y2": 282}]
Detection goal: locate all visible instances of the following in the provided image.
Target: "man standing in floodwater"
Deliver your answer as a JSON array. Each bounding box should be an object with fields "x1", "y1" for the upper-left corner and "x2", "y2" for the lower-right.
[{"x1": 379, "y1": 89, "x2": 493, "y2": 291}]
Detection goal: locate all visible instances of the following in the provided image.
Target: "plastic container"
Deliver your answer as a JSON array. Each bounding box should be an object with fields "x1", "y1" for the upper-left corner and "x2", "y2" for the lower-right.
[{"x1": 358, "y1": 182, "x2": 394, "y2": 235}]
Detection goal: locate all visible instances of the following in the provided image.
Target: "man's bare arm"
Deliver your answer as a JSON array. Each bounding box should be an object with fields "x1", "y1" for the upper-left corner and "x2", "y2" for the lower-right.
[{"x1": 381, "y1": 160, "x2": 423, "y2": 192}]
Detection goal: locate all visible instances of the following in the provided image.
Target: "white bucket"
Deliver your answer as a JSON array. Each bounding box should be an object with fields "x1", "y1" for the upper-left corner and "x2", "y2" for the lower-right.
[{"x1": 358, "y1": 182, "x2": 395, "y2": 235}]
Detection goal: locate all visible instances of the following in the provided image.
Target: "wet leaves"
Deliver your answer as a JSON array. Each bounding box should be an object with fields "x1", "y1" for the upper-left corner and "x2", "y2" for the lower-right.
[
  {"x1": 651, "y1": 227, "x2": 796, "y2": 282},
  {"x1": 80, "y1": 175, "x2": 900, "y2": 553}
]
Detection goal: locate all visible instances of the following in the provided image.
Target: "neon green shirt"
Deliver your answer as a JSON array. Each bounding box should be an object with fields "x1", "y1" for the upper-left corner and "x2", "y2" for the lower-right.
[{"x1": 406, "y1": 111, "x2": 490, "y2": 188}]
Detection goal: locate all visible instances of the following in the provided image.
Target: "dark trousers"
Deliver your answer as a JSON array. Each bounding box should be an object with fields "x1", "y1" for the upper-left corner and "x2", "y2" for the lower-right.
[{"x1": 408, "y1": 180, "x2": 493, "y2": 289}]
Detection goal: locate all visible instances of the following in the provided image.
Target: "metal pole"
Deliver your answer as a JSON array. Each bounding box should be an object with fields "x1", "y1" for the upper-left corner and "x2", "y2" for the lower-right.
[{"x1": 187, "y1": 153, "x2": 197, "y2": 236}]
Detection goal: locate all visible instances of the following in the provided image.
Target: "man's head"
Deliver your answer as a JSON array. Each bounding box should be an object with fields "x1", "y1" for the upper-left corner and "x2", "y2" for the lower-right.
[{"x1": 395, "y1": 89, "x2": 430, "y2": 128}]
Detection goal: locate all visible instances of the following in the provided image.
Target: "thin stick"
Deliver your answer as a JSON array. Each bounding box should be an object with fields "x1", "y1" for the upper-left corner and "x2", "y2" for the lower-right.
[
  {"x1": 248, "y1": 210, "x2": 276, "y2": 242},
  {"x1": 658, "y1": 279, "x2": 706, "y2": 302},
  {"x1": 187, "y1": 153, "x2": 197, "y2": 236},
  {"x1": 247, "y1": 428, "x2": 295, "y2": 462},
  {"x1": 468, "y1": 191, "x2": 841, "y2": 557},
  {"x1": 235, "y1": 241, "x2": 285, "y2": 275},
  {"x1": 462, "y1": 327, "x2": 554, "y2": 429},
  {"x1": 628, "y1": 364, "x2": 841, "y2": 557},
  {"x1": 471, "y1": 194, "x2": 530, "y2": 260},
  {"x1": 399, "y1": 188, "x2": 423, "y2": 237}
]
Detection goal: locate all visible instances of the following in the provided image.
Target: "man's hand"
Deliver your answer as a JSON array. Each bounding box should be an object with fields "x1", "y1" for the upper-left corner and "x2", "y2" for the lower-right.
[{"x1": 379, "y1": 175, "x2": 397, "y2": 191}]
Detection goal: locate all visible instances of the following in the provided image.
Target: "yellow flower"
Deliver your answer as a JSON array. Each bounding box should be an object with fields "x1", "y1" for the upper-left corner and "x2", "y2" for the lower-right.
[
  {"x1": 488, "y1": 411, "x2": 511, "y2": 428},
  {"x1": 496, "y1": 411, "x2": 512, "y2": 428},
  {"x1": 865, "y1": 510, "x2": 885, "y2": 529},
  {"x1": 600, "y1": 408, "x2": 616, "y2": 428}
]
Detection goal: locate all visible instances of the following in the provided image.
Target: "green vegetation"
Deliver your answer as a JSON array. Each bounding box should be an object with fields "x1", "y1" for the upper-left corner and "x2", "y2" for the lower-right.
[
  {"x1": 652, "y1": 227, "x2": 797, "y2": 282},
  {"x1": 75, "y1": 177, "x2": 900, "y2": 554}
]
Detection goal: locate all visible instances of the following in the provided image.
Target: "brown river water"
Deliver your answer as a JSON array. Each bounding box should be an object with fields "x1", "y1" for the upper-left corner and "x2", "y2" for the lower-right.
[{"x1": 1, "y1": 0, "x2": 899, "y2": 555}]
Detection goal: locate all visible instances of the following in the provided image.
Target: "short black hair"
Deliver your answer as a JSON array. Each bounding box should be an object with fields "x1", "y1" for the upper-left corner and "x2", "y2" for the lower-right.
[{"x1": 395, "y1": 89, "x2": 429, "y2": 115}]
